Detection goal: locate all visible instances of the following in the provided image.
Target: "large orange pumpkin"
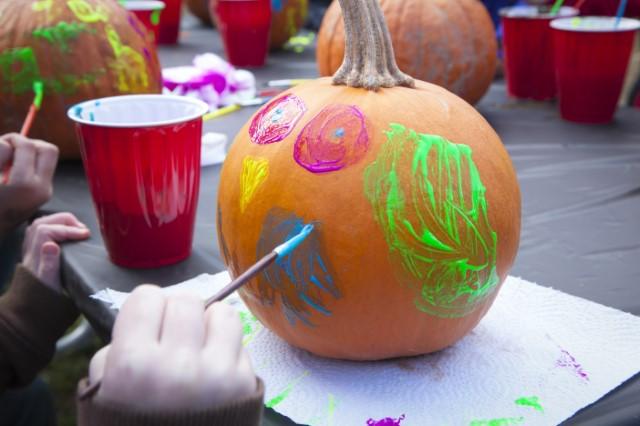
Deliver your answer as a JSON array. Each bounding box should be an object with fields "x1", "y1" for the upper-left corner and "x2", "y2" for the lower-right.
[
  {"x1": 316, "y1": 0, "x2": 497, "y2": 105},
  {"x1": 0, "y1": 0, "x2": 162, "y2": 159},
  {"x1": 269, "y1": 0, "x2": 308, "y2": 49},
  {"x1": 218, "y1": 0, "x2": 520, "y2": 360}
]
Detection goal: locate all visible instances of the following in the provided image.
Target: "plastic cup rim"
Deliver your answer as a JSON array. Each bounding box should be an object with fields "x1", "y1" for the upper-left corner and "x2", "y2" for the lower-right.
[
  {"x1": 550, "y1": 16, "x2": 640, "y2": 32},
  {"x1": 499, "y1": 5, "x2": 578, "y2": 19},
  {"x1": 67, "y1": 95, "x2": 209, "y2": 128},
  {"x1": 123, "y1": 0, "x2": 166, "y2": 11}
]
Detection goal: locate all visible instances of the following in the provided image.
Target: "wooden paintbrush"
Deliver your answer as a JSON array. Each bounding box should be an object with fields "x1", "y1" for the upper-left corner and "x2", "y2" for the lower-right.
[{"x1": 78, "y1": 224, "x2": 315, "y2": 401}]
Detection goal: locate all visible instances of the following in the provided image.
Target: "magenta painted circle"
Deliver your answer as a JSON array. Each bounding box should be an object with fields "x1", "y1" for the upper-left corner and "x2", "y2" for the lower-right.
[
  {"x1": 249, "y1": 94, "x2": 306, "y2": 145},
  {"x1": 293, "y1": 104, "x2": 369, "y2": 173}
]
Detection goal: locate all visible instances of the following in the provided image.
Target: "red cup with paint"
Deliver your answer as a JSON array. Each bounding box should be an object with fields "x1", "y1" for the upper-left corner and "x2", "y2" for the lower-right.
[
  {"x1": 213, "y1": 0, "x2": 272, "y2": 67},
  {"x1": 123, "y1": 1, "x2": 165, "y2": 43},
  {"x1": 67, "y1": 95, "x2": 208, "y2": 268},
  {"x1": 500, "y1": 5, "x2": 578, "y2": 100},
  {"x1": 551, "y1": 16, "x2": 640, "y2": 123},
  {"x1": 157, "y1": 0, "x2": 183, "y2": 44}
]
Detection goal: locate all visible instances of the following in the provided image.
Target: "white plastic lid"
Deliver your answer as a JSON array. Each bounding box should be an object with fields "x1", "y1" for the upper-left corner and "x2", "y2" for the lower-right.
[
  {"x1": 551, "y1": 16, "x2": 640, "y2": 32},
  {"x1": 68, "y1": 95, "x2": 209, "y2": 128}
]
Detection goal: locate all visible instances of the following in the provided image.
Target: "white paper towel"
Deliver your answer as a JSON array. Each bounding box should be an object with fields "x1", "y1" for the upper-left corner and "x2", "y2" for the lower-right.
[{"x1": 92, "y1": 275, "x2": 640, "y2": 426}]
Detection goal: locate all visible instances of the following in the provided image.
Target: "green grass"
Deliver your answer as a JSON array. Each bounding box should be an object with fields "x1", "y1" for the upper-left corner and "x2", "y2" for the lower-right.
[{"x1": 41, "y1": 335, "x2": 102, "y2": 426}]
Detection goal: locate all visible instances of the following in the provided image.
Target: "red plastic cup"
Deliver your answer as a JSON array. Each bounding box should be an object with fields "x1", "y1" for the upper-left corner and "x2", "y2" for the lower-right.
[
  {"x1": 67, "y1": 95, "x2": 209, "y2": 268},
  {"x1": 500, "y1": 6, "x2": 578, "y2": 100},
  {"x1": 124, "y1": 1, "x2": 165, "y2": 43},
  {"x1": 157, "y1": 0, "x2": 183, "y2": 44},
  {"x1": 551, "y1": 17, "x2": 640, "y2": 123},
  {"x1": 213, "y1": 0, "x2": 272, "y2": 67}
]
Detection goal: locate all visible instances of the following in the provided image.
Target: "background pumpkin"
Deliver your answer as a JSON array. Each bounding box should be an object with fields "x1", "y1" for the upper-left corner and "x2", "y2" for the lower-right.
[
  {"x1": 0, "y1": 0, "x2": 162, "y2": 159},
  {"x1": 185, "y1": 0, "x2": 213, "y2": 26},
  {"x1": 316, "y1": 0, "x2": 497, "y2": 105},
  {"x1": 269, "y1": 0, "x2": 308, "y2": 49},
  {"x1": 217, "y1": 0, "x2": 520, "y2": 360}
]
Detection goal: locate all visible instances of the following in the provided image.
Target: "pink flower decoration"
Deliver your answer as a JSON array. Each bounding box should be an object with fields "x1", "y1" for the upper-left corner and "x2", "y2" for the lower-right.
[
  {"x1": 249, "y1": 94, "x2": 307, "y2": 145},
  {"x1": 294, "y1": 104, "x2": 369, "y2": 173}
]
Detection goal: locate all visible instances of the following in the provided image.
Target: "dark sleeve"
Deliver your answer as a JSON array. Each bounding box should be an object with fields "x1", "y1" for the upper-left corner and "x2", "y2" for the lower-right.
[
  {"x1": 0, "y1": 265, "x2": 79, "y2": 392},
  {"x1": 77, "y1": 377, "x2": 265, "y2": 426}
]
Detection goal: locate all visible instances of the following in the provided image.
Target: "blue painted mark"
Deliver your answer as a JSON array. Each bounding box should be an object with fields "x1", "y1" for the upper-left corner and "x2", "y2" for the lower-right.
[
  {"x1": 271, "y1": 0, "x2": 283, "y2": 12},
  {"x1": 95, "y1": 100, "x2": 100, "y2": 107},
  {"x1": 74, "y1": 106, "x2": 82, "y2": 118},
  {"x1": 256, "y1": 208, "x2": 341, "y2": 326},
  {"x1": 334, "y1": 127, "x2": 345, "y2": 138},
  {"x1": 89, "y1": 111, "x2": 95, "y2": 122}
]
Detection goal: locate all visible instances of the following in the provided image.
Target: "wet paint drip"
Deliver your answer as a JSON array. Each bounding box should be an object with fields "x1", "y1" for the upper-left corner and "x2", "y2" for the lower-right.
[
  {"x1": 255, "y1": 208, "x2": 340, "y2": 326},
  {"x1": 557, "y1": 349, "x2": 589, "y2": 381},
  {"x1": 150, "y1": 9, "x2": 161, "y2": 25},
  {"x1": 515, "y1": 396, "x2": 543, "y2": 412},
  {"x1": 67, "y1": 0, "x2": 109, "y2": 23},
  {"x1": 249, "y1": 94, "x2": 306, "y2": 145},
  {"x1": 366, "y1": 414, "x2": 405, "y2": 426},
  {"x1": 364, "y1": 123, "x2": 498, "y2": 318},
  {"x1": 32, "y1": 21, "x2": 91, "y2": 52},
  {"x1": 265, "y1": 371, "x2": 310, "y2": 408},
  {"x1": 240, "y1": 156, "x2": 269, "y2": 213},
  {"x1": 105, "y1": 24, "x2": 149, "y2": 92},
  {"x1": 469, "y1": 417, "x2": 524, "y2": 426},
  {"x1": 294, "y1": 104, "x2": 369, "y2": 173},
  {"x1": 238, "y1": 311, "x2": 262, "y2": 345}
]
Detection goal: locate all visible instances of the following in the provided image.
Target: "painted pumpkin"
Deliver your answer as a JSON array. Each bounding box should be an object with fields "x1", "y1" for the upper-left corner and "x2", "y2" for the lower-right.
[
  {"x1": 218, "y1": 0, "x2": 520, "y2": 360},
  {"x1": 0, "y1": 0, "x2": 162, "y2": 159},
  {"x1": 269, "y1": 0, "x2": 308, "y2": 49},
  {"x1": 316, "y1": 0, "x2": 497, "y2": 105},
  {"x1": 186, "y1": 0, "x2": 213, "y2": 26}
]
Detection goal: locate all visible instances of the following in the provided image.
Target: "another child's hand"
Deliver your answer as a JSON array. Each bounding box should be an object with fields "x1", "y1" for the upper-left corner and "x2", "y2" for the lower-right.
[
  {"x1": 89, "y1": 286, "x2": 257, "y2": 412},
  {"x1": 0, "y1": 133, "x2": 59, "y2": 238},
  {"x1": 22, "y1": 212, "x2": 90, "y2": 293}
]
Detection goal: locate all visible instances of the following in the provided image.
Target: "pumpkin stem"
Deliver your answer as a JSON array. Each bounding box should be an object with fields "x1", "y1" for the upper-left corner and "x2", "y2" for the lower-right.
[{"x1": 333, "y1": 0, "x2": 414, "y2": 91}]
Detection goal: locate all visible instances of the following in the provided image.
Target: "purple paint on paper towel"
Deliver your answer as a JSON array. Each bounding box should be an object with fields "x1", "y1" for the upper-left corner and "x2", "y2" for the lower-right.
[
  {"x1": 249, "y1": 94, "x2": 306, "y2": 145},
  {"x1": 557, "y1": 349, "x2": 589, "y2": 381},
  {"x1": 366, "y1": 414, "x2": 405, "y2": 426},
  {"x1": 294, "y1": 104, "x2": 369, "y2": 173}
]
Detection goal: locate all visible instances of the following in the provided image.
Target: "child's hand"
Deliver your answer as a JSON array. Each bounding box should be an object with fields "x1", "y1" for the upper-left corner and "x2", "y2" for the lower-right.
[
  {"x1": 89, "y1": 286, "x2": 257, "y2": 411},
  {"x1": 0, "y1": 133, "x2": 59, "y2": 238}
]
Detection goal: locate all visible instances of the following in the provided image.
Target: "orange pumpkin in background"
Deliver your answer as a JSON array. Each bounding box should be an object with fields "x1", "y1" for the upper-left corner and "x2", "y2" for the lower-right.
[
  {"x1": 185, "y1": 0, "x2": 213, "y2": 26},
  {"x1": 0, "y1": 0, "x2": 162, "y2": 159},
  {"x1": 217, "y1": 0, "x2": 520, "y2": 360},
  {"x1": 269, "y1": 0, "x2": 308, "y2": 49},
  {"x1": 316, "y1": 0, "x2": 497, "y2": 105}
]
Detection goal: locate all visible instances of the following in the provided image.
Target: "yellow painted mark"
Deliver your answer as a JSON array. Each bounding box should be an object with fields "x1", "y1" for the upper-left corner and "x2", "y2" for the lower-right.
[
  {"x1": 105, "y1": 24, "x2": 149, "y2": 92},
  {"x1": 67, "y1": 0, "x2": 109, "y2": 22},
  {"x1": 240, "y1": 156, "x2": 269, "y2": 213}
]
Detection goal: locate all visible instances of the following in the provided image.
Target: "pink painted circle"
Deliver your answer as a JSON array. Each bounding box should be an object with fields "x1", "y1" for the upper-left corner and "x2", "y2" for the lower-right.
[
  {"x1": 249, "y1": 94, "x2": 307, "y2": 145},
  {"x1": 294, "y1": 104, "x2": 369, "y2": 173}
]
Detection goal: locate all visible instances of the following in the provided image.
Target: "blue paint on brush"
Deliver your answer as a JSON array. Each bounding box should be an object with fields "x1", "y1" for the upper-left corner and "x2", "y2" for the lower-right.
[{"x1": 275, "y1": 223, "x2": 314, "y2": 258}]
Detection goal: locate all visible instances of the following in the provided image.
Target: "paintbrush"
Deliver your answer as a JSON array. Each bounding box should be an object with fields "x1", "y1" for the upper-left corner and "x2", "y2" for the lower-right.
[
  {"x1": 78, "y1": 224, "x2": 315, "y2": 401},
  {"x1": 2, "y1": 81, "x2": 44, "y2": 184},
  {"x1": 202, "y1": 97, "x2": 269, "y2": 121}
]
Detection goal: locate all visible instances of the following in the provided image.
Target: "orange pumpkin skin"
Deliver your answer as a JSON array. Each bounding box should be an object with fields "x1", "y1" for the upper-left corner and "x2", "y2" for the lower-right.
[
  {"x1": 316, "y1": 0, "x2": 498, "y2": 105},
  {"x1": 186, "y1": 0, "x2": 213, "y2": 26},
  {"x1": 269, "y1": 0, "x2": 308, "y2": 49},
  {"x1": 0, "y1": 0, "x2": 162, "y2": 159},
  {"x1": 217, "y1": 78, "x2": 520, "y2": 360}
]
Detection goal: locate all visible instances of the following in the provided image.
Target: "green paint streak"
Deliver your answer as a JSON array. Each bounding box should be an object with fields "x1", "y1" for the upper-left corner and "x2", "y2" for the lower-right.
[
  {"x1": 327, "y1": 393, "x2": 336, "y2": 426},
  {"x1": 238, "y1": 310, "x2": 262, "y2": 345},
  {"x1": 265, "y1": 371, "x2": 309, "y2": 408},
  {"x1": 32, "y1": 81, "x2": 44, "y2": 108},
  {"x1": 32, "y1": 21, "x2": 91, "y2": 52},
  {"x1": 470, "y1": 417, "x2": 524, "y2": 426},
  {"x1": 515, "y1": 396, "x2": 544, "y2": 413},
  {"x1": 42, "y1": 70, "x2": 104, "y2": 95},
  {"x1": 364, "y1": 123, "x2": 499, "y2": 318},
  {"x1": 32, "y1": 0, "x2": 53, "y2": 12},
  {"x1": 0, "y1": 47, "x2": 41, "y2": 94},
  {"x1": 150, "y1": 9, "x2": 162, "y2": 25}
]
